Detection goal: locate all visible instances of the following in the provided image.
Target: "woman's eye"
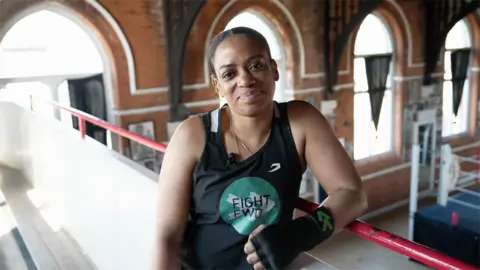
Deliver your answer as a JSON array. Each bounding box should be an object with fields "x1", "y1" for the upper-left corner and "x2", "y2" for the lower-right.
[
  {"x1": 222, "y1": 72, "x2": 234, "y2": 79},
  {"x1": 250, "y1": 62, "x2": 263, "y2": 70}
]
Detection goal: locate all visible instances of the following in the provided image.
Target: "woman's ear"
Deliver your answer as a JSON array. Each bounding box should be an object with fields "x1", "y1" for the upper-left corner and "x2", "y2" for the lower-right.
[
  {"x1": 211, "y1": 75, "x2": 222, "y2": 97},
  {"x1": 270, "y1": 59, "x2": 279, "y2": 81}
]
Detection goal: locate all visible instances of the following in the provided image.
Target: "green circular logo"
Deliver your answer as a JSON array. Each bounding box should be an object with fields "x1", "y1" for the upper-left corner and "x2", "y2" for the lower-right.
[{"x1": 219, "y1": 177, "x2": 280, "y2": 235}]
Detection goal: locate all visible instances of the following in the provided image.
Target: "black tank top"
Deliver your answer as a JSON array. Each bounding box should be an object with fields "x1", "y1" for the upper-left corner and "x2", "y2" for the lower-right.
[{"x1": 189, "y1": 101, "x2": 304, "y2": 269}]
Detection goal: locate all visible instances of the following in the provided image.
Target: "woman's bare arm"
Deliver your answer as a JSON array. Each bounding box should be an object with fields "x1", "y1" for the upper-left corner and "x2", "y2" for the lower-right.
[
  {"x1": 150, "y1": 116, "x2": 205, "y2": 270},
  {"x1": 290, "y1": 101, "x2": 368, "y2": 230},
  {"x1": 242, "y1": 101, "x2": 367, "y2": 270}
]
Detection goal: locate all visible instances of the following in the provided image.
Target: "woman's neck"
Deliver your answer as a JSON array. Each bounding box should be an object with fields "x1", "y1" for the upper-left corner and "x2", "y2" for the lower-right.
[{"x1": 228, "y1": 103, "x2": 274, "y2": 139}]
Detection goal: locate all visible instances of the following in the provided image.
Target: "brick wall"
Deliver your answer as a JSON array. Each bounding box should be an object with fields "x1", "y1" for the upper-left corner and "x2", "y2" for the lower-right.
[{"x1": 1, "y1": 0, "x2": 479, "y2": 213}]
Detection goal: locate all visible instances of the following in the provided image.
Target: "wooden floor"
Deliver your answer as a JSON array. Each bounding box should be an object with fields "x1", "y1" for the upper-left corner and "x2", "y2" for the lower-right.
[
  {"x1": 0, "y1": 186, "x2": 31, "y2": 270},
  {"x1": 0, "y1": 166, "x2": 95, "y2": 270}
]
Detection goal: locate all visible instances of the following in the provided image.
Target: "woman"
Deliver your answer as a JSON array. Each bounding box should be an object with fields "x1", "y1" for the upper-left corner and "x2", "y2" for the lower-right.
[{"x1": 151, "y1": 27, "x2": 368, "y2": 270}]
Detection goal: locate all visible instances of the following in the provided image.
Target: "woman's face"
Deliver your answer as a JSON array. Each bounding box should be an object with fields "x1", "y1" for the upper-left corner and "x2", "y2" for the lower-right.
[{"x1": 211, "y1": 34, "x2": 278, "y2": 116}]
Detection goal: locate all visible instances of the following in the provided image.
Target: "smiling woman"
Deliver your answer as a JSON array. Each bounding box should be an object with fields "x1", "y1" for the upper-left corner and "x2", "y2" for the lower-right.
[
  {"x1": 221, "y1": 11, "x2": 287, "y2": 107},
  {"x1": 150, "y1": 27, "x2": 367, "y2": 270},
  {"x1": 209, "y1": 27, "x2": 278, "y2": 117}
]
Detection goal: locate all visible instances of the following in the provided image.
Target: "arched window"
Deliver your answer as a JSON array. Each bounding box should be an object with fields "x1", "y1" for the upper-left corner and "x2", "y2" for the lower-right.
[
  {"x1": 221, "y1": 10, "x2": 286, "y2": 107},
  {"x1": 353, "y1": 14, "x2": 394, "y2": 160},
  {"x1": 0, "y1": 10, "x2": 111, "y2": 147},
  {"x1": 0, "y1": 10, "x2": 99, "y2": 119},
  {"x1": 442, "y1": 19, "x2": 471, "y2": 137},
  {"x1": 0, "y1": 10, "x2": 103, "y2": 78},
  {"x1": 0, "y1": 10, "x2": 104, "y2": 113}
]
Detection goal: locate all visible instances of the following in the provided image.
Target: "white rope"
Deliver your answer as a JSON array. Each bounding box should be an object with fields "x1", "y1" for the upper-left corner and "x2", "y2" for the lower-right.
[
  {"x1": 438, "y1": 144, "x2": 480, "y2": 206},
  {"x1": 457, "y1": 156, "x2": 480, "y2": 165},
  {"x1": 448, "y1": 154, "x2": 461, "y2": 190}
]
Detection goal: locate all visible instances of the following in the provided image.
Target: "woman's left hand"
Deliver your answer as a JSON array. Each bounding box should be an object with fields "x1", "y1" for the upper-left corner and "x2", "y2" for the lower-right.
[{"x1": 244, "y1": 224, "x2": 267, "y2": 270}]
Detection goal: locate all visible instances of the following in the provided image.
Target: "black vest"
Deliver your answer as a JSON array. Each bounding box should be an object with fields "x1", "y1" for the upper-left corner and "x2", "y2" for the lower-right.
[{"x1": 189, "y1": 102, "x2": 303, "y2": 269}]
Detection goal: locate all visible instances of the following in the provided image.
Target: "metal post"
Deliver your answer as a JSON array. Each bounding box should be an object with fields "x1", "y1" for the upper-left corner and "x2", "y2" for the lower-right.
[
  {"x1": 437, "y1": 144, "x2": 451, "y2": 206},
  {"x1": 79, "y1": 118, "x2": 86, "y2": 139},
  {"x1": 409, "y1": 144, "x2": 420, "y2": 241}
]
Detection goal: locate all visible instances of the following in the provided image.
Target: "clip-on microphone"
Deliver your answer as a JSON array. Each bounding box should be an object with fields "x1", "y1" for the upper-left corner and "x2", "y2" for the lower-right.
[{"x1": 226, "y1": 152, "x2": 236, "y2": 165}]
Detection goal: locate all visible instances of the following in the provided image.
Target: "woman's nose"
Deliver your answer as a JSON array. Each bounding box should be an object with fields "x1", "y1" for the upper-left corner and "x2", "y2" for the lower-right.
[{"x1": 237, "y1": 71, "x2": 255, "y2": 87}]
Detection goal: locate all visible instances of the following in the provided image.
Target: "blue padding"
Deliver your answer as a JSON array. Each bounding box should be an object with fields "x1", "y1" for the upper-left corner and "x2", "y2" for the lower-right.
[
  {"x1": 414, "y1": 188, "x2": 480, "y2": 266},
  {"x1": 417, "y1": 188, "x2": 480, "y2": 234}
]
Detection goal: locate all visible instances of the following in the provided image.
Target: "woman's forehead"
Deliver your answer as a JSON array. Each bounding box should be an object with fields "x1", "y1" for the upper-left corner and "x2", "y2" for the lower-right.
[{"x1": 213, "y1": 35, "x2": 268, "y2": 67}]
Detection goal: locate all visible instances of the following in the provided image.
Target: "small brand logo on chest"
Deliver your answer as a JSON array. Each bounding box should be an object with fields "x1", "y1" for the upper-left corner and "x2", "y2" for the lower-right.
[{"x1": 268, "y1": 163, "x2": 281, "y2": 173}]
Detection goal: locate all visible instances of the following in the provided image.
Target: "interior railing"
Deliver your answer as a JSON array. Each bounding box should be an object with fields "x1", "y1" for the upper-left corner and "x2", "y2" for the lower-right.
[{"x1": 28, "y1": 96, "x2": 479, "y2": 270}]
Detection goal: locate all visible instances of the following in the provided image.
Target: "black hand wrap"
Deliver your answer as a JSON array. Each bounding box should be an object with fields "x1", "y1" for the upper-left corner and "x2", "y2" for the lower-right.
[{"x1": 250, "y1": 206, "x2": 335, "y2": 270}]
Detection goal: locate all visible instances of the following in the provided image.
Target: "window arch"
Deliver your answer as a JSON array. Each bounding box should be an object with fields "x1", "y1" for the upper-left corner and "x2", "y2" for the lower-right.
[
  {"x1": 353, "y1": 14, "x2": 394, "y2": 160},
  {"x1": 0, "y1": 10, "x2": 103, "y2": 78},
  {"x1": 0, "y1": 9, "x2": 105, "y2": 118},
  {"x1": 220, "y1": 10, "x2": 286, "y2": 107},
  {"x1": 442, "y1": 19, "x2": 472, "y2": 137},
  {"x1": 0, "y1": 9, "x2": 112, "y2": 146}
]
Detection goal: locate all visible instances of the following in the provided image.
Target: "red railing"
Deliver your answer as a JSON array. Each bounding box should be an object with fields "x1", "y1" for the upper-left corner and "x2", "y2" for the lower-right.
[
  {"x1": 44, "y1": 99, "x2": 166, "y2": 153},
  {"x1": 30, "y1": 97, "x2": 479, "y2": 270},
  {"x1": 297, "y1": 199, "x2": 478, "y2": 270}
]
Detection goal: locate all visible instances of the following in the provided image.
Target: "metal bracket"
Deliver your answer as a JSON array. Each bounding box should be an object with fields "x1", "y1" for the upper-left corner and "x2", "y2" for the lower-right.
[
  {"x1": 163, "y1": 0, "x2": 206, "y2": 121},
  {"x1": 422, "y1": 0, "x2": 480, "y2": 85},
  {"x1": 323, "y1": 0, "x2": 381, "y2": 95}
]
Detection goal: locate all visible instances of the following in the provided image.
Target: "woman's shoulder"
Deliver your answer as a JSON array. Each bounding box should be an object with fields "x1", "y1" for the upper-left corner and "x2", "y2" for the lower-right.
[
  {"x1": 282, "y1": 100, "x2": 334, "y2": 146},
  {"x1": 283, "y1": 100, "x2": 328, "y2": 125},
  {"x1": 168, "y1": 114, "x2": 208, "y2": 160}
]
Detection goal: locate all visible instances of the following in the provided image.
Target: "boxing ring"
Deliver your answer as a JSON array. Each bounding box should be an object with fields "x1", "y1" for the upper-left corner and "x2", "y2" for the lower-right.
[
  {"x1": 408, "y1": 109, "x2": 480, "y2": 268},
  {"x1": 437, "y1": 144, "x2": 480, "y2": 208},
  {"x1": 410, "y1": 142, "x2": 480, "y2": 267},
  {"x1": 32, "y1": 97, "x2": 480, "y2": 270}
]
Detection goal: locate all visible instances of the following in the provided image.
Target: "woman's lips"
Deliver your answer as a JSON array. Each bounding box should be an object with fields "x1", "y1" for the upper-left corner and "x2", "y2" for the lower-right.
[{"x1": 239, "y1": 89, "x2": 262, "y2": 101}]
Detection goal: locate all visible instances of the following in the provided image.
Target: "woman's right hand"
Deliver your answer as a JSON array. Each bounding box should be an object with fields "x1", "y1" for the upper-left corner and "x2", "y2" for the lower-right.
[{"x1": 244, "y1": 224, "x2": 267, "y2": 270}]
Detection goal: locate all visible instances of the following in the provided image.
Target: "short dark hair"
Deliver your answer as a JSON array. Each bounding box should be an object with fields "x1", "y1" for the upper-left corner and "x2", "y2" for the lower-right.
[{"x1": 208, "y1": 26, "x2": 272, "y2": 78}]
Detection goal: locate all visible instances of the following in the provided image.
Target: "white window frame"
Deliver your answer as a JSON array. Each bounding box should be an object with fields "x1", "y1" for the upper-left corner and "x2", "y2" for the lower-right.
[
  {"x1": 353, "y1": 14, "x2": 395, "y2": 161},
  {"x1": 441, "y1": 19, "x2": 472, "y2": 138}
]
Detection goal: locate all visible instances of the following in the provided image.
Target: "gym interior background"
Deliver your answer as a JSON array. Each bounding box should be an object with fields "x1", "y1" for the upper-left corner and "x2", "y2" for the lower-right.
[{"x1": 0, "y1": 0, "x2": 479, "y2": 268}]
